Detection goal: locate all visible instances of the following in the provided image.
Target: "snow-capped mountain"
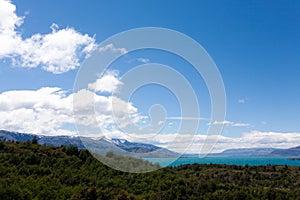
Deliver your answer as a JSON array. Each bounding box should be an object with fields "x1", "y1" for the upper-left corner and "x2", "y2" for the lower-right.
[
  {"x1": 0, "y1": 130, "x2": 179, "y2": 158},
  {"x1": 111, "y1": 138, "x2": 160, "y2": 153}
]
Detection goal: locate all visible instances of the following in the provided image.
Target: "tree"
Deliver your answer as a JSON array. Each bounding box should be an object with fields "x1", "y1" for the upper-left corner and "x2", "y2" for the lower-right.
[{"x1": 32, "y1": 136, "x2": 38, "y2": 144}]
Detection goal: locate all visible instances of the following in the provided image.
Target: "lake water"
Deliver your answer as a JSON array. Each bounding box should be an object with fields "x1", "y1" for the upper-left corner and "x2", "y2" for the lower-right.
[{"x1": 145, "y1": 156, "x2": 300, "y2": 167}]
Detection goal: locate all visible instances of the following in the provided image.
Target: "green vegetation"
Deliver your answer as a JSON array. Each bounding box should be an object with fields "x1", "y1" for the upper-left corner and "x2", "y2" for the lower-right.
[
  {"x1": 1, "y1": 140, "x2": 300, "y2": 199},
  {"x1": 94, "y1": 151, "x2": 160, "y2": 173}
]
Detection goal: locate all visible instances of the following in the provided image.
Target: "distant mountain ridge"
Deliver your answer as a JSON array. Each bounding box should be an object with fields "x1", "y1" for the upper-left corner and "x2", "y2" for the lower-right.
[
  {"x1": 269, "y1": 146, "x2": 300, "y2": 156},
  {"x1": 209, "y1": 146, "x2": 300, "y2": 157},
  {"x1": 182, "y1": 147, "x2": 300, "y2": 157},
  {"x1": 212, "y1": 148, "x2": 279, "y2": 157},
  {"x1": 0, "y1": 130, "x2": 178, "y2": 158},
  {"x1": 111, "y1": 138, "x2": 160, "y2": 153},
  {"x1": 1, "y1": 130, "x2": 299, "y2": 157},
  {"x1": 181, "y1": 148, "x2": 280, "y2": 157},
  {"x1": 0, "y1": 130, "x2": 85, "y2": 148}
]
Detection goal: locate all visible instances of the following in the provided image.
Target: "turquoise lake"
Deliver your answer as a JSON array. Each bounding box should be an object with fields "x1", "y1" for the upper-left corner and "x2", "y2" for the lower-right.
[{"x1": 145, "y1": 156, "x2": 300, "y2": 167}]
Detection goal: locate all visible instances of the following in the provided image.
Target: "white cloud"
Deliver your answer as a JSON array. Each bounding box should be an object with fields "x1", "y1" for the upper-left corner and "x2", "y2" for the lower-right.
[
  {"x1": 74, "y1": 92, "x2": 142, "y2": 133},
  {"x1": 167, "y1": 117, "x2": 208, "y2": 120},
  {"x1": 0, "y1": 86, "x2": 144, "y2": 136},
  {"x1": 231, "y1": 123, "x2": 250, "y2": 127},
  {"x1": 209, "y1": 120, "x2": 249, "y2": 127},
  {"x1": 88, "y1": 71, "x2": 123, "y2": 93},
  {"x1": 1, "y1": 87, "x2": 299, "y2": 154},
  {"x1": 238, "y1": 98, "x2": 248, "y2": 104},
  {"x1": 215, "y1": 131, "x2": 300, "y2": 152},
  {"x1": 137, "y1": 57, "x2": 150, "y2": 63},
  {"x1": 127, "y1": 131, "x2": 300, "y2": 154},
  {"x1": 0, "y1": 68, "x2": 148, "y2": 136},
  {"x1": 0, "y1": 0, "x2": 96, "y2": 73},
  {"x1": 0, "y1": 0, "x2": 23, "y2": 33},
  {"x1": 0, "y1": 87, "x2": 74, "y2": 135},
  {"x1": 98, "y1": 43, "x2": 127, "y2": 55},
  {"x1": 158, "y1": 120, "x2": 164, "y2": 126},
  {"x1": 0, "y1": 0, "x2": 24, "y2": 56},
  {"x1": 83, "y1": 129, "x2": 300, "y2": 154}
]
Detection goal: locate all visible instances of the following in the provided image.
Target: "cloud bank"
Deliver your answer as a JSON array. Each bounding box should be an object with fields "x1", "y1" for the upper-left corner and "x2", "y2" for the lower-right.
[
  {"x1": 163, "y1": 131, "x2": 300, "y2": 154},
  {"x1": 1, "y1": 84, "x2": 300, "y2": 153},
  {"x1": 0, "y1": 71, "x2": 144, "y2": 137}
]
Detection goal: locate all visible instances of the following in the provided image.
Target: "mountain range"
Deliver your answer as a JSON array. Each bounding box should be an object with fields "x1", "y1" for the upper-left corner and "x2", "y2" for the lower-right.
[
  {"x1": 269, "y1": 146, "x2": 300, "y2": 156},
  {"x1": 1, "y1": 130, "x2": 299, "y2": 157},
  {"x1": 0, "y1": 130, "x2": 178, "y2": 158},
  {"x1": 211, "y1": 148, "x2": 279, "y2": 157},
  {"x1": 209, "y1": 147, "x2": 300, "y2": 157}
]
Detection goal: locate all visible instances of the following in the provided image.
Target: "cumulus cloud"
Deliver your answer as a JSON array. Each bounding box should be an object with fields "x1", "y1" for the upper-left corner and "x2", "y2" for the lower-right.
[
  {"x1": 0, "y1": 0, "x2": 96, "y2": 73},
  {"x1": 0, "y1": 87, "x2": 74, "y2": 135},
  {"x1": 0, "y1": 68, "x2": 146, "y2": 136},
  {"x1": 0, "y1": 87, "x2": 144, "y2": 136},
  {"x1": 88, "y1": 71, "x2": 123, "y2": 93}
]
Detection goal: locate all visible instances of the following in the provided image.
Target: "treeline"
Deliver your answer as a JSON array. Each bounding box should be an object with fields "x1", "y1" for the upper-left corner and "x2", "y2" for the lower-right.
[{"x1": 1, "y1": 140, "x2": 300, "y2": 199}]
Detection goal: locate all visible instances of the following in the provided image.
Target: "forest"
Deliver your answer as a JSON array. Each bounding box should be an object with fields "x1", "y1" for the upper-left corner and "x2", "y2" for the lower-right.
[{"x1": 1, "y1": 139, "x2": 300, "y2": 200}]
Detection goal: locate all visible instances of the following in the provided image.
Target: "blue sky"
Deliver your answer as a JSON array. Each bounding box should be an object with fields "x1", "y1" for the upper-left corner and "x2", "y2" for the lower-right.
[{"x1": 0, "y1": 0, "x2": 300, "y2": 153}]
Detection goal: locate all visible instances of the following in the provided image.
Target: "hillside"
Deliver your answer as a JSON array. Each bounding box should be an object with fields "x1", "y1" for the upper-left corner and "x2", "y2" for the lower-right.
[{"x1": 1, "y1": 140, "x2": 300, "y2": 199}]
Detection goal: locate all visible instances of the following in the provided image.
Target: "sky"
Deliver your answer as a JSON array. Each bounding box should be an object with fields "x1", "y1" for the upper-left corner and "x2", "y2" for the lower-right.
[{"x1": 0, "y1": 0, "x2": 300, "y2": 153}]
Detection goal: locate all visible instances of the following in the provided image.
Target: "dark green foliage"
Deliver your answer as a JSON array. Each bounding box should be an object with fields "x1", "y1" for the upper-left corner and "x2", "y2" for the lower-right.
[
  {"x1": 32, "y1": 136, "x2": 38, "y2": 144},
  {"x1": 97, "y1": 151, "x2": 159, "y2": 172},
  {"x1": 1, "y1": 140, "x2": 300, "y2": 199}
]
